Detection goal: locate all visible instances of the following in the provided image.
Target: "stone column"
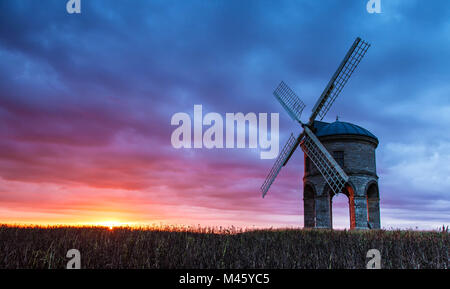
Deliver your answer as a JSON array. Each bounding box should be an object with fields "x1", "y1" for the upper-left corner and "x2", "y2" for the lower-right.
[
  {"x1": 349, "y1": 193, "x2": 356, "y2": 229},
  {"x1": 303, "y1": 197, "x2": 315, "y2": 228},
  {"x1": 303, "y1": 183, "x2": 316, "y2": 228},
  {"x1": 315, "y1": 194, "x2": 331, "y2": 228},
  {"x1": 354, "y1": 196, "x2": 369, "y2": 229},
  {"x1": 367, "y1": 198, "x2": 381, "y2": 229}
]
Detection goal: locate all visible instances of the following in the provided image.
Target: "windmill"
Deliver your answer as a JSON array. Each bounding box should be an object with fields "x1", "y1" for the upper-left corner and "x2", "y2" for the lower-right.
[{"x1": 261, "y1": 37, "x2": 371, "y2": 205}]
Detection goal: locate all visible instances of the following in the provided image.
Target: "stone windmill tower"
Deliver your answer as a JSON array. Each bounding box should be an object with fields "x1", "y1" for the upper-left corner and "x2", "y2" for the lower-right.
[
  {"x1": 261, "y1": 37, "x2": 380, "y2": 230},
  {"x1": 303, "y1": 120, "x2": 380, "y2": 229}
]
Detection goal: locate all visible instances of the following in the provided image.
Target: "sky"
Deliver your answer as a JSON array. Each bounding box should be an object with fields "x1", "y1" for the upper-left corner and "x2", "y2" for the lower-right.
[{"x1": 0, "y1": 0, "x2": 449, "y2": 229}]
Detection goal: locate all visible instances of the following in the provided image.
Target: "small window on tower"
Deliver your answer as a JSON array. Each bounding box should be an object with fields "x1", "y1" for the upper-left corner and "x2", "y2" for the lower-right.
[{"x1": 333, "y1": 151, "x2": 344, "y2": 168}]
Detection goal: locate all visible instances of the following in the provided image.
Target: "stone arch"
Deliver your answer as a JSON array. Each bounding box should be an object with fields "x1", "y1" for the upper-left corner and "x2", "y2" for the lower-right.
[
  {"x1": 303, "y1": 182, "x2": 316, "y2": 228},
  {"x1": 303, "y1": 182, "x2": 316, "y2": 199},
  {"x1": 327, "y1": 182, "x2": 355, "y2": 229},
  {"x1": 320, "y1": 183, "x2": 335, "y2": 199},
  {"x1": 345, "y1": 181, "x2": 357, "y2": 197},
  {"x1": 366, "y1": 181, "x2": 380, "y2": 229},
  {"x1": 330, "y1": 190, "x2": 351, "y2": 229},
  {"x1": 365, "y1": 181, "x2": 379, "y2": 199}
]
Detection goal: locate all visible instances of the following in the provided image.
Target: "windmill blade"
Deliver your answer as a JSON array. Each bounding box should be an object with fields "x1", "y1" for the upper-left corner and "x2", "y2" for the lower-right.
[
  {"x1": 261, "y1": 133, "x2": 300, "y2": 198},
  {"x1": 273, "y1": 81, "x2": 306, "y2": 123},
  {"x1": 300, "y1": 126, "x2": 349, "y2": 195},
  {"x1": 309, "y1": 37, "x2": 370, "y2": 123}
]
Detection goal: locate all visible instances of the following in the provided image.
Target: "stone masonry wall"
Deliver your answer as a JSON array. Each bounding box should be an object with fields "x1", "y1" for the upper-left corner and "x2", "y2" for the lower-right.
[{"x1": 302, "y1": 135, "x2": 380, "y2": 229}]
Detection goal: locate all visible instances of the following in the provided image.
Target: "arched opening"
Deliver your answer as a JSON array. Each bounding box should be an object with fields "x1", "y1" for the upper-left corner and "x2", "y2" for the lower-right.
[
  {"x1": 331, "y1": 191, "x2": 350, "y2": 230},
  {"x1": 303, "y1": 184, "x2": 315, "y2": 228},
  {"x1": 366, "y1": 183, "x2": 380, "y2": 229}
]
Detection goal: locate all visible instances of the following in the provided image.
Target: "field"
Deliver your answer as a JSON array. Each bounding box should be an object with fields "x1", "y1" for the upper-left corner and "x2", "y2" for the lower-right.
[{"x1": 0, "y1": 225, "x2": 448, "y2": 269}]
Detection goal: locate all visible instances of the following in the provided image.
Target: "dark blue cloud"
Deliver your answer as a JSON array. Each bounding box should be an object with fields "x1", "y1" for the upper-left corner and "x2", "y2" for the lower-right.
[{"x1": 0, "y1": 0, "x2": 449, "y2": 228}]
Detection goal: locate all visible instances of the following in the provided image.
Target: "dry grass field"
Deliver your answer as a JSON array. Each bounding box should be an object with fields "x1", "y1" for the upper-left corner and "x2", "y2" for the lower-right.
[{"x1": 0, "y1": 225, "x2": 447, "y2": 269}]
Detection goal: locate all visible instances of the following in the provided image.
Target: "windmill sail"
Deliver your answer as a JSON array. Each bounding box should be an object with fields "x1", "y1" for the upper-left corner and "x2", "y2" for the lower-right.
[
  {"x1": 261, "y1": 133, "x2": 299, "y2": 198},
  {"x1": 261, "y1": 37, "x2": 369, "y2": 198},
  {"x1": 273, "y1": 81, "x2": 306, "y2": 123},
  {"x1": 300, "y1": 126, "x2": 349, "y2": 195},
  {"x1": 309, "y1": 37, "x2": 370, "y2": 123}
]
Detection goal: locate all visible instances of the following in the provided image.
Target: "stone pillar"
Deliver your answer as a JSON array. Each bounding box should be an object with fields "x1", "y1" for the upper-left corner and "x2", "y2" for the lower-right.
[
  {"x1": 349, "y1": 193, "x2": 356, "y2": 229},
  {"x1": 367, "y1": 198, "x2": 381, "y2": 229},
  {"x1": 354, "y1": 196, "x2": 369, "y2": 229},
  {"x1": 303, "y1": 184, "x2": 316, "y2": 228},
  {"x1": 315, "y1": 194, "x2": 331, "y2": 228},
  {"x1": 303, "y1": 197, "x2": 315, "y2": 228}
]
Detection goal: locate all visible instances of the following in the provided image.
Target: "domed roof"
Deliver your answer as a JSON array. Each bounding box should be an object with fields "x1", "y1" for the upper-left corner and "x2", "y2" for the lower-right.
[{"x1": 313, "y1": 120, "x2": 378, "y2": 140}]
